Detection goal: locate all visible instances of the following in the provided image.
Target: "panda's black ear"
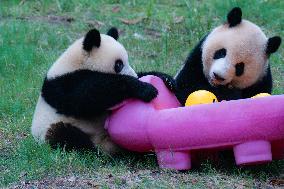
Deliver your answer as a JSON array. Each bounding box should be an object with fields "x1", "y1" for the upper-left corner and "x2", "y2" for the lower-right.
[
  {"x1": 107, "y1": 27, "x2": 119, "y2": 40},
  {"x1": 227, "y1": 7, "x2": 242, "y2": 27},
  {"x1": 266, "y1": 36, "x2": 281, "y2": 54},
  {"x1": 83, "y1": 28, "x2": 101, "y2": 52}
]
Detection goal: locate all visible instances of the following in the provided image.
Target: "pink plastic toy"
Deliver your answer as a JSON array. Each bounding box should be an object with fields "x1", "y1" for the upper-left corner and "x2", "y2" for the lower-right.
[{"x1": 105, "y1": 75, "x2": 284, "y2": 170}]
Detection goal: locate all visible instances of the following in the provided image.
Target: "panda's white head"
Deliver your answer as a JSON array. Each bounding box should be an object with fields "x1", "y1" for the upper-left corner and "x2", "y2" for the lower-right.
[
  {"x1": 47, "y1": 27, "x2": 137, "y2": 79},
  {"x1": 82, "y1": 28, "x2": 137, "y2": 77},
  {"x1": 202, "y1": 7, "x2": 281, "y2": 89}
]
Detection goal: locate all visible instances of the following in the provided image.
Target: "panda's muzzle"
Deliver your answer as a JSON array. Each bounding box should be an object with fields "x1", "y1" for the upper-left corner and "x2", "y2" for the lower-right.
[{"x1": 213, "y1": 72, "x2": 226, "y2": 81}]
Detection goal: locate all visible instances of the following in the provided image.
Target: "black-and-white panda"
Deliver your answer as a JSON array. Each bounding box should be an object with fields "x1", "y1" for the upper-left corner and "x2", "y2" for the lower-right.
[
  {"x1": 175, "y1": 7, "x2": 282, "y2": 104},
  {"x1": 31, "y1": 27, "x2": 162, "y2": 154}
]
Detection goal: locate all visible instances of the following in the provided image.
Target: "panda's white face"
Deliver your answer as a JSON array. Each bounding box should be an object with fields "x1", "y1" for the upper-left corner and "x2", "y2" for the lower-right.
[
  {"x1": 46, "y1": 28, "x2": 138, "y2": 79},
  {"x1": 85, "y1": 34, "x2": 137, "y2": 78},
  {"x1": 202, "y1": 20, "x2": 269, "y2": 89}
]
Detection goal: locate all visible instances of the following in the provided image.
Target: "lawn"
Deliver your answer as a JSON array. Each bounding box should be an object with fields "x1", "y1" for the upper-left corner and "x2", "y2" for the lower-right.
[{"x1": 0, "y1": 0, "x2": 283, "y2": 188}]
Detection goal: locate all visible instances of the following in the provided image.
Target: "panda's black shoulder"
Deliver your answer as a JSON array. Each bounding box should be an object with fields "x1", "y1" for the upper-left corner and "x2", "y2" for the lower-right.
[
  {"x1": 184, "y1": 37, "x2": 206, "y2": 67},
  {"x1": 175, "y1": 35, "x2": 211, "y2": 103},
  {"x1": 175, "y1": 35, "x2": 209, "y2": 85}
]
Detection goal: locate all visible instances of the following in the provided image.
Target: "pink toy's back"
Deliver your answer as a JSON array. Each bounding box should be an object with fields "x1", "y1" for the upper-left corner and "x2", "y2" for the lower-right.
[{"x1": 106, "y1": 76, "x2": 284, "y2": 170}]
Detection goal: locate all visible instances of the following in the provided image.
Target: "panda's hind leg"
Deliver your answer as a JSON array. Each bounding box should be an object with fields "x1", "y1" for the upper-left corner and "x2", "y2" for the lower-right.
[{"x1": 45, "y1": 122, "x2": 95, "y2": 151}]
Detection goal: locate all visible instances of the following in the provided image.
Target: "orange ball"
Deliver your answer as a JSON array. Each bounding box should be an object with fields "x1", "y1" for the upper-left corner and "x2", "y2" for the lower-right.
[
  {"x1": 185, "y1": 90, "x2": 218, "y2": 106},
  {"x1": 251, "y1": 93, "x2": 271, "y2": 98}
]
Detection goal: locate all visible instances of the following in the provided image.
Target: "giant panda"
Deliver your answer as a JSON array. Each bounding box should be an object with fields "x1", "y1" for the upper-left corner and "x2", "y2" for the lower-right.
[
  {"x1": 31, "y1": 27, "x2": 162, "y2": 154},
  {"x1": 175, "y1": 7, "x2": 282, "y2": 104}
]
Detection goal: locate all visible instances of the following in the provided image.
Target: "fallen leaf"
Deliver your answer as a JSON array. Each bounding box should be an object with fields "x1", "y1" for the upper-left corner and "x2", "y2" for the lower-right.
[
  {"x1": 85, "y1": 20, "x2": 105, "y2": 28},
  {"x1": 144, "y1": 28, "x2": 161, "y2": 38},
  {"x1": 173, "y1": 16, "x2": 184, "y2": 24},
  {"x1": 112, "y1": 6, "x2": 120, "y2": 13},
  {"x1": 119, "y1": 17, "x2": 145, "y2": 25}
]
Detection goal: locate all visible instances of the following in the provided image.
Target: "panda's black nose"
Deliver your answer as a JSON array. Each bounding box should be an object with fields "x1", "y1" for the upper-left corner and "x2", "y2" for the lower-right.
[{"x1": 213, "y1": 72, "x2": 225, "y2": 81}]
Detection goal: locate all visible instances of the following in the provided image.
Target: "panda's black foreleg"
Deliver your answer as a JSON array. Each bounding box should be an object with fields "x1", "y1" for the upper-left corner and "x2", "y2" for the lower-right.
[
  {"x1": 138, "y1": 71, "x2": 176, "y2": 93},
  {"x1": 212, "y1": 87, "x2": 243, "y2": 101},
  {"x1": 241, "y1": 67, "x2": 272, "y2": 98},
  {"x1": 175, "y1": 87, "x2": 194, "y2": 105},
  {"x1": 45, "y1": 122, "x2": 95, "y2": 151},
  {"x1": 175, "y1": 84, "x2": 243, "y2": 105},
  {"x1": 42, "y1": 70, "x2": 158, "y2": 119}
]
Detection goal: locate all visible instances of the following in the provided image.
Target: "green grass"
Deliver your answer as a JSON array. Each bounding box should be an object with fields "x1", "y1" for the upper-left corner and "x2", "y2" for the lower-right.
[{"x1": 0, "y1": 0, "x2": 283, "y2": 188}]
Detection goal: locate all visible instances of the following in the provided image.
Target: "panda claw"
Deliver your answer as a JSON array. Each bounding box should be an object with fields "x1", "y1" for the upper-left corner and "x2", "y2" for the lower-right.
[
  {"x1": 162, "y1": 77, "x2": 176, "y2": 93},
  {"x1": 137, "y1": 83, "x2": 158, "y2": 102}
]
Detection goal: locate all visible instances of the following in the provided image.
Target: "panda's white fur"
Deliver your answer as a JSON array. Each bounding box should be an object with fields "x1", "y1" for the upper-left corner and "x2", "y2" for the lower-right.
[
  {"x1": 202, "y1": 20, "x2": 268, "y2": 89},
  {"x1": 31, "y1": 29, "x2": 141, "y2": 154}
]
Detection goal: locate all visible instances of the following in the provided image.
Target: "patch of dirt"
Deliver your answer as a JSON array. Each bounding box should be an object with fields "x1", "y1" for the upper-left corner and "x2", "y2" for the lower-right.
[
  {"x1": 2, "y1": 15, "x2": 106, "y2": 29},
  {"x1": 10, "y1": 176, "x2": 101, "y2": 189},
  {"x1": 16, "y1": 15, "x2": 75, "y2": 24},
  {"x1": 9, "y1": 170, "x2": 283, "y2": 189},
  {"x1": 270, "y1": 175, "x2": 284, "y2": 187},
  {"x1": 1, "y1": 15, "x2": 75, "y2": 25}
]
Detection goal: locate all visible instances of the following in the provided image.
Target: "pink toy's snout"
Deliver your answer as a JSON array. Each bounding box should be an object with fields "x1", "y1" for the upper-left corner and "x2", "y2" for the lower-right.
[{"x1": 107, "y1": 75, "x2": 284, "y2": 170}]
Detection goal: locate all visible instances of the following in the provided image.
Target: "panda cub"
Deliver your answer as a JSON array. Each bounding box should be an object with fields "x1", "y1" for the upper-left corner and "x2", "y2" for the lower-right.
[
  {"x1": 175, "y1": 7, "x2": 282, "y2": 104},
  {"x1": 31, "y1": 28, "x2": 160, "y2": 154}
]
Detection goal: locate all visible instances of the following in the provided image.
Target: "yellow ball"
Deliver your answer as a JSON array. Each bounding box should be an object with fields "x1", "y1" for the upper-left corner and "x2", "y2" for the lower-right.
[
  {"x1": 185, "y1": 90, "x2": 218, "y2": 106},
  {"x1": 251, "y1": 93, "x2": 271, "y2": 98}
]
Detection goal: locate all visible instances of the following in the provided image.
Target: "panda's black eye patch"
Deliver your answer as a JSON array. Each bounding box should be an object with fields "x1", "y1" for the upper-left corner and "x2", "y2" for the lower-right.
[
  {"x1": 213, "y1": 48, "x2": 227, "y2": 59},
  {"x1": 235, "y1": 62, "x2": 245, "y2": 76},
  {"x1": 114, "y1": 59, "x2": 124, "y2": 73}
]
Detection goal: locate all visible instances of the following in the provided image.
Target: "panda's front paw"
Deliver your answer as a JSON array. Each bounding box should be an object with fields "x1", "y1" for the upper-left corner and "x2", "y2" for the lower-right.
[
  {"x1": 161, "y1": 76, "x2": 177, "y2": 93},
  {"x1": 137, "y1": 82, "x2": 158, "y2": 102}
]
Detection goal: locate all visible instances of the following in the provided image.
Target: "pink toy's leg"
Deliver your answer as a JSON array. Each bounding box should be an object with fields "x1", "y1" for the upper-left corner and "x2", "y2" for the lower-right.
[
  {"x1": 156, "y1": 150, "x2": 191, "y2": 170},
  {"x1": 233, "y1": 140, "x2": 272, "y2": 165}
]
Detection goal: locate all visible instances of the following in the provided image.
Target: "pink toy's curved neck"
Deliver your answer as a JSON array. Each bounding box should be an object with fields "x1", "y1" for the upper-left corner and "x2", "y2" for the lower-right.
[
  {"x1": 140, "y1": 75, "x2": 181, "y2": 110},
  {"x1": 106, "y1": 75, "x2": 181, "y2": 151}
]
